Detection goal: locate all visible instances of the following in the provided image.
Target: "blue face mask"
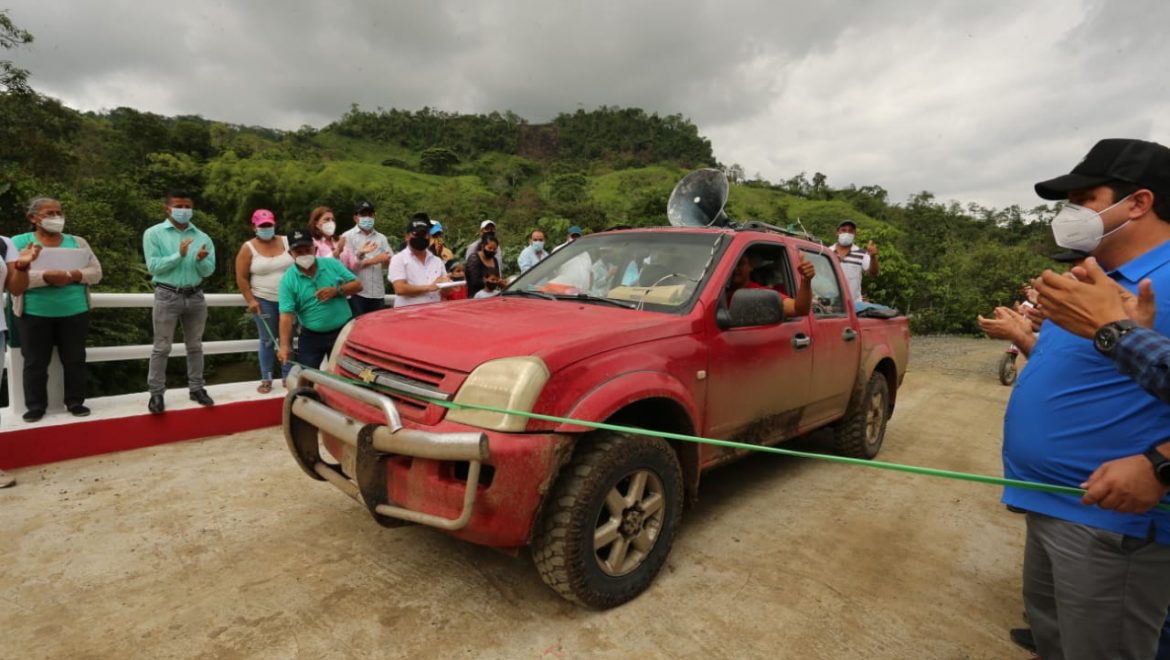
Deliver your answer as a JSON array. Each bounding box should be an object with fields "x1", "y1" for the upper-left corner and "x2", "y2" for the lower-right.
[
  {"x1": 170, "y1": 208, "x2": 193, "y2": 224},
  {"x1": 532, "y1": 240, "x2": 544, "y2": 251},
  {"x1": 256, "y1": 227, "x2": 275, "y2": 240},
  {"x1": 358, "y1": 216, "x2": 375, "y2": 231}
]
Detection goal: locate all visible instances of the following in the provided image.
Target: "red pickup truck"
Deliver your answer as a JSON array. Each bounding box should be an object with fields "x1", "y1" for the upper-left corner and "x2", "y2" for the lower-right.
[{"x1": 283, "y1": 224, "x2": 910, "y2": 608}]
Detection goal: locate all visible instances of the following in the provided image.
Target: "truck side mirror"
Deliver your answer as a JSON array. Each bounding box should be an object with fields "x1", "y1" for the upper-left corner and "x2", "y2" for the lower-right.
[{"x1": 717, "y1": 288, "x2": 785, "y2": 329}]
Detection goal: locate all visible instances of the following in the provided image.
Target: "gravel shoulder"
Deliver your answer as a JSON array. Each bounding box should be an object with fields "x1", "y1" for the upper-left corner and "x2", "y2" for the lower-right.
[{"x1": 0, "y1": 336, "x2": 1032, "y2": 659}]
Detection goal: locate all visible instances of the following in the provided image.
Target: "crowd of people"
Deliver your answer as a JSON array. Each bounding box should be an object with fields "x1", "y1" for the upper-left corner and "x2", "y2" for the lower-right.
[
  {"x1": 0, "y1": 188, "x2": 869, "y2": 490},
  {"x1": 5, "y1": 137, "x2": 1170, "y2": 659},
  {"x1": 0, "y1": 196, "x2": 566, "y2": 441}
]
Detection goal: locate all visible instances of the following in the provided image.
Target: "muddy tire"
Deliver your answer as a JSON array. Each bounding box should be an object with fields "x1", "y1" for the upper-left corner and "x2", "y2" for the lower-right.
[
  {"x1": 832, "y1": 372, "x2": 889, "y2": 459},
  {"x1": 998, "y1": 353, "x2": 1018, "y2": 386},
  {"x1": 531, "y1": 432, "x2": 683, "y2": 609}
]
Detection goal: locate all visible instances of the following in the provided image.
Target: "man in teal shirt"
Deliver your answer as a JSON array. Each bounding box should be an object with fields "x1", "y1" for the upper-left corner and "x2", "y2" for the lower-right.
[
  {"x1": 277, "y1": 228, "x2": 362, "y2": 371},
  {"x1": 143, "y1": 190, "x2": 216, "y2": 413}
]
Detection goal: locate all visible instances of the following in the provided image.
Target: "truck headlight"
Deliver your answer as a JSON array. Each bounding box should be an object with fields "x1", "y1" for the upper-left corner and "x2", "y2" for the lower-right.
[
  {"x1": 325, "y1": 320, "x2": 356, "y2": 373},
  {"x1": 447, "y1": 357, "x2": 550, "y2": 432}
]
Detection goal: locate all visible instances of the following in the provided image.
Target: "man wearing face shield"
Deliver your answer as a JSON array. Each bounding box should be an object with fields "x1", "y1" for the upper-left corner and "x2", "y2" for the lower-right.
[
  {"x1": 1001, "y1": 138, "x2": 1170, "y2": 660},
  {"x1": 832, "y1": 220, "x2": 879, "y2": 303}
]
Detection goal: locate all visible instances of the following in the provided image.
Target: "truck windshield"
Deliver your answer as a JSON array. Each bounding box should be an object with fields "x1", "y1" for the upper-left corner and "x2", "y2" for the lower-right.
[{"x1": 505, "y1": 232, "x2": 723, "y2": 312}]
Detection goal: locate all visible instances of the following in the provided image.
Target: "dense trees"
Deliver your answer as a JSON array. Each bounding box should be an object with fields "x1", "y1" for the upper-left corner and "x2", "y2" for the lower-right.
[
  {"x1": 0, "y1": 7, "x2": 1067, "y2": 401},
  {"x1": 0, "y1": 90, "x2": 1065, "y2": 343},
  {"x1": 0, "y1": 10, "x2": 33, "y2": 94}
]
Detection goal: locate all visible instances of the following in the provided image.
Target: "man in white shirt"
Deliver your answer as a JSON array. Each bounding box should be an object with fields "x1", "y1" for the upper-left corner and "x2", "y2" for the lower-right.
[
  {"x1": 832, "y1": 220, "x2": 879, "y2": 303},
  {"x1": 517, "y1": 229, "x2": 549, "y2": 273},
  {"x1": 389, "y1": 217, "x2": 450, "y2": 307}
]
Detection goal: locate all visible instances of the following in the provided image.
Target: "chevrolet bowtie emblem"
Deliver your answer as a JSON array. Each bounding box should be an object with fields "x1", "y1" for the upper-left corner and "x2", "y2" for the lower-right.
[{"x1": 358, "y1": 367, "x2": 377, "y2": 384}]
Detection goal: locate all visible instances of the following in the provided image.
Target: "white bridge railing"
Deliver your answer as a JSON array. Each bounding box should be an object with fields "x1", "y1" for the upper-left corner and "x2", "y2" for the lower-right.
[{"x1": 3, "y1": 292, "x2": 394, "y2": 414}]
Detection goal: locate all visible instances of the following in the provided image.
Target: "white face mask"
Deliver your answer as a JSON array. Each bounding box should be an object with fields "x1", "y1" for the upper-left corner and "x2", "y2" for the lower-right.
[
  {"x1": 320, "y1": 221, "x2": 336, "y2": 237},
  {"x1": 40, "y1": 215, "x2": 66, "y2": 234},
  {"x1": 1050, "y1": 195, "x2": 1132, "y2": 253},
  {"x1": 837, "y1": 232, "x2": 855, "y2": 247},
  {"x1": 170, "y1": 208, "x2": 193, "y2": 225},
  {"x1": 294, "y1": 255, "x2": 316, "y2": 270}
]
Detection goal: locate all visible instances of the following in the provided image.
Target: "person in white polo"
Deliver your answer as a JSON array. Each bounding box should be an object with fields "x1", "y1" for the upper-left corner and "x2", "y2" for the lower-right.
[{"x1": 389, "y1": 214, "x2": 450, "y2": 307}]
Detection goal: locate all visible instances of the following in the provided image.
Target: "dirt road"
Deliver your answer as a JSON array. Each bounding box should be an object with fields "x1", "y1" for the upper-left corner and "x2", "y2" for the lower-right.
[{"x1": 1, "y1": 337, "x2": 1032, "y2": 659}]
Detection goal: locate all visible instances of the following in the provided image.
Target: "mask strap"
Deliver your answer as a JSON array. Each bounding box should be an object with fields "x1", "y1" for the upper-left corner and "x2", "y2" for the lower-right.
[{"x1": 1100, "y1": 194, "x2": 1134, "y2": 241}]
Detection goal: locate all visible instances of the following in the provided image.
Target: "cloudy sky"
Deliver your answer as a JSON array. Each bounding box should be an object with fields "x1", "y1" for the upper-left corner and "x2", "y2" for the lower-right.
[{"x1": 7, "y1": 0, "x2": 1170, "y2": 209}]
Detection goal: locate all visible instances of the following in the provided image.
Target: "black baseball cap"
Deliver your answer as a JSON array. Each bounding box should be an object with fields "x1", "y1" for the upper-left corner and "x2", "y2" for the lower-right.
[
  {"x1": 837, "y1": 219, "x2": 857, "y2": 230},
  {"x1": 407, "y1": 217, "x2": 431, "y2": 234},
  {"x1": 354, "y1": 200, "x2": 375, "y2": 215},
  {"x1": 288, "y1": 228, "x2": 314, "y2": 248},
  {"x1": 1035, "y1": 139, "x2": 1170, "y2": 200}
]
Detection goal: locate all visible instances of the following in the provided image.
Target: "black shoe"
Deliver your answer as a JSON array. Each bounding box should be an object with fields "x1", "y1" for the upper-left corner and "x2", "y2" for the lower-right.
[
  {"x1": 22, "y1": 409, "x2": 45, "y2": 423},
  {"x1": 148, "y1": 394, "x2": 165, "y2": 414},
  {"x1": 68, "y1": 405, "x2": 91, "y2": 417},
  {"x1": 189, "y1": 389, "x2": 215, "y2": 407},
  {"x1": 1010, "y1": 628, "x2": 1037, "y2": 653}
]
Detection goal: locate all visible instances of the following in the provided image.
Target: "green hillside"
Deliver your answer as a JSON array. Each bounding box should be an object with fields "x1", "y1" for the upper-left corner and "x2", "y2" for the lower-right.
[{"x1": 0, "y1": 91, "x2": 1062, "y2": 340}]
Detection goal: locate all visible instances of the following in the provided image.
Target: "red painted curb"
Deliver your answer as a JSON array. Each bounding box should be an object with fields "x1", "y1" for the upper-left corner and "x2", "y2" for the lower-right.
[{"x1": 0, "y1": 397, "x2": 283, "y2": 469}]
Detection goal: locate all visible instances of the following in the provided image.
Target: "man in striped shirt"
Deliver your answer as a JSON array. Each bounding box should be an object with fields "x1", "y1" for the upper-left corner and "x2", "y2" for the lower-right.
[{"x1": 832, "y1": 220, "x2": 879, "y2": 303}]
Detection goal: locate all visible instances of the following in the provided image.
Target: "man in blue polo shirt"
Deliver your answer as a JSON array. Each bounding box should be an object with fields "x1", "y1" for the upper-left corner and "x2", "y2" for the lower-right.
[
  {"x1": 277, "y1": 228, "x2": 363, "y2": 371},
  {"x1": 1004, "y1": 138, "x2": 1170, "y2": 660}
]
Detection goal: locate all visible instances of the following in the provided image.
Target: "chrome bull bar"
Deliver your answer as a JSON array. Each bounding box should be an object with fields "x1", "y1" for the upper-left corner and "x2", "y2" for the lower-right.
[{"x1": 282, "y1": 365, "x2": 490, "y2": 531}]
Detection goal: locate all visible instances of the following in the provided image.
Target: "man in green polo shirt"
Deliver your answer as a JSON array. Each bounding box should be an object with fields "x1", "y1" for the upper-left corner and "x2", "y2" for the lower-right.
[
  {"x1": 143, "y1": 189, "x2": 217, "y2": 414},
  {"x1": 277, "y1": 228, "x2": 362, "y2": 370}
]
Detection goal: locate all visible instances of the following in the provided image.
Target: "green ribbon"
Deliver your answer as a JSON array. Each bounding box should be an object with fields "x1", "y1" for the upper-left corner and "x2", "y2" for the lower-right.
[{"x1": 259, "y1": 314, "x2": 1170, "y2": 510}]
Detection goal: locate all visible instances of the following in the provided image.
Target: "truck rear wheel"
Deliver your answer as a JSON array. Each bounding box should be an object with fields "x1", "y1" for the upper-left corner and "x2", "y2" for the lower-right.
[
  {"x1": 832, "y1": 372, "x2": 889, "y2": 459},
  {"x1": 531, "y1": 432, "x2": 683, "y2": 609}
]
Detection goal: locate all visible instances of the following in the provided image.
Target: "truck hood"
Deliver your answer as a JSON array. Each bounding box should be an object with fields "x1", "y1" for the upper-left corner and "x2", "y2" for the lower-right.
[{"x1": 346, "y1": 297, "x2": 698, "y2": 374}]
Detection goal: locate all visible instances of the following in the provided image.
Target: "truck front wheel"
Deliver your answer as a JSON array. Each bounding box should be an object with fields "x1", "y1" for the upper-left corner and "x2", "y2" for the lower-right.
[
  {"x1": 832, "y1": 372, "x2": 890, "y2": 459},
  {"x1": 532, "y1": 432, "x2": 683, "y2": 609}
]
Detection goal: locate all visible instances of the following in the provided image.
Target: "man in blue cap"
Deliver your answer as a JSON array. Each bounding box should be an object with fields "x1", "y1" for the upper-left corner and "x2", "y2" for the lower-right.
[
  {"x1": 428, "y1": 219, "x2": 454, "y2": 262},
  {"x1": 553, "y1": 225, "x2": 583, "y2": 253}
]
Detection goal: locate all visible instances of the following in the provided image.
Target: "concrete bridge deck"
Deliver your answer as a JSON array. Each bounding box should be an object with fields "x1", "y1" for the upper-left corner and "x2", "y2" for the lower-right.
[{"x1": 0, "y1": 338, "x2": 1032, "y2": 659}]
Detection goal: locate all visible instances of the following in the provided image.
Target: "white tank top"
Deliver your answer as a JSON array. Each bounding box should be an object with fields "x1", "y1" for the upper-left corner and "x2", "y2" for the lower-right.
[{"x1": 247, "y1": 237, "x2": 293, "y2": 301}]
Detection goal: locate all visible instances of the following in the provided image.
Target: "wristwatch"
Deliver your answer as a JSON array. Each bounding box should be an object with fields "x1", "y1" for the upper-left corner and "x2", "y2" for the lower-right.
[
  {"x1": 1144, "y1": 447, "x2": 1170, "y2": 487},
  {"x1": 1093, "y1": 319, "x2": 1138, "y2": 356}
]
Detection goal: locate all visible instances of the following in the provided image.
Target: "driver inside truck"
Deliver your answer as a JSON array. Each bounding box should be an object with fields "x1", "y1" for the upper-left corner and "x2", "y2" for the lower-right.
[{"x1": 726, "y1": 250, "x2": 815, "y2": 318}]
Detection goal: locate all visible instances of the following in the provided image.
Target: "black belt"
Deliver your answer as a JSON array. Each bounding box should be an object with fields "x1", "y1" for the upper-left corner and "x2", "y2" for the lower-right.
[
  {"x1": 301, "y1": 325, "x2": 346, "y2": 337},
  {"x1": 155, "y1": 283, "x2": 202, "y2": 295}
]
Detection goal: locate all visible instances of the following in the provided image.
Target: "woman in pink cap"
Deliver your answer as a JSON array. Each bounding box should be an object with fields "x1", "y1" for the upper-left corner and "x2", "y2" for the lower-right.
[{"x1": 234, "y1": 209, "x2": 294, "y2": 393}]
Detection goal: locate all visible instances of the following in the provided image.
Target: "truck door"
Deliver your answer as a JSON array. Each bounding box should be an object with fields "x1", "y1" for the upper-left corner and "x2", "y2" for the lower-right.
[
  {"x1": 798, "y1": 248, "x2": 862, "y2": 427},
  {"x1": 703, "y1": 241, "x2": 813, "y2": 448}
]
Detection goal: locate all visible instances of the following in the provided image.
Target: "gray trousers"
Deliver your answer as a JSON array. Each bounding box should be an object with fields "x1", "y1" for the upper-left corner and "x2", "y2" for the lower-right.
[
  {"x1": 148, "y1": 287, "x2": 207, "y2": 395},
  {"x1": 1024, "y1": 512, "x2": 1170, "y2": 660}
]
